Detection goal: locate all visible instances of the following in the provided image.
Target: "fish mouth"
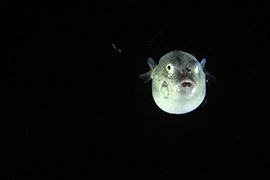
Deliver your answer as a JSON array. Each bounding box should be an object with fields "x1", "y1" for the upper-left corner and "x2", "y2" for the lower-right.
[{"x1": 178, "y1": 79, "x2": 195, "y2": 94}]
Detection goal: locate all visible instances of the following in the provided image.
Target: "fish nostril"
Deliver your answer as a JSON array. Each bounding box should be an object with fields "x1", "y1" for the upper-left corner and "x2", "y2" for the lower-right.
[{"x1": 180, "y1": 68, "x2": 192, "y2": 74}]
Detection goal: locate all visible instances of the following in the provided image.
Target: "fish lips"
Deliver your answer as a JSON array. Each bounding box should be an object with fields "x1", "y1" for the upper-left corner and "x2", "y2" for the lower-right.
[{"x1": 178, "y1": 79, "x2": 196, "y2": 95}]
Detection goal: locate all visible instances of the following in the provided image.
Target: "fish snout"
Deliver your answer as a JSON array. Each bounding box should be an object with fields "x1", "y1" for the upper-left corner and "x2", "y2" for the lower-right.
[{"x1": 178, "y1": 80, "x2": 195, "y2": 94}]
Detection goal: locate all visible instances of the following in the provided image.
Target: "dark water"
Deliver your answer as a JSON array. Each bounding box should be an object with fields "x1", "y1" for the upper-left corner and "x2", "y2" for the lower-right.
[{"x1": 3, "y1": 1, "x2": 269, "y2": 179}]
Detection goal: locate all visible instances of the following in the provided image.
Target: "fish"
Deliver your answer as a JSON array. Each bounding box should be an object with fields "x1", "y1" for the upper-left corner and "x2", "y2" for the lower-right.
[{"x1": 139, "y1": 50, "x2": 212, "y2": 114}]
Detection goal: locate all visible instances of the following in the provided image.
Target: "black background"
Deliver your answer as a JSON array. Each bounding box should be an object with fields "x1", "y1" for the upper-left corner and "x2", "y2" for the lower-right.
[{"x1": 3, "y1": 1, "x2": 270, "y2": 179}]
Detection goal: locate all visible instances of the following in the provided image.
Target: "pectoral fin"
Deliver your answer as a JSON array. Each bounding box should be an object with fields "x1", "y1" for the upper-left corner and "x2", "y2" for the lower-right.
[{"x1": 139, "y1": 57, "x2": 157, "y2": 83}]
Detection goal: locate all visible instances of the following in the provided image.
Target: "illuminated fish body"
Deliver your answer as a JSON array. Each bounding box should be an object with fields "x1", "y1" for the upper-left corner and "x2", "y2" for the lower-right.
[{"x1": 140, "y1": 50, "x2": 211, "y2": 114}]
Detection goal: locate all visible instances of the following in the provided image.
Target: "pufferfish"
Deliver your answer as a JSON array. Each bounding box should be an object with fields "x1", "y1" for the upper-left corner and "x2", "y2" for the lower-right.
[{"x1": 139, "y1": 50, "x2": 213, "y2": 114}]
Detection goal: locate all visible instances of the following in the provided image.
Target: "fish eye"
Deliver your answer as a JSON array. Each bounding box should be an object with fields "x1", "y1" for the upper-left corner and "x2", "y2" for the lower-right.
[
  {"x1": 194, "y1": 62, "x2": 200, "y2": 74},
  {"x1": 166, "y1": 63, "x2": 174, "y2": 73}
]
